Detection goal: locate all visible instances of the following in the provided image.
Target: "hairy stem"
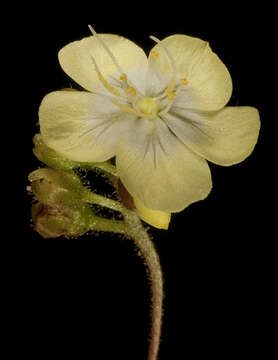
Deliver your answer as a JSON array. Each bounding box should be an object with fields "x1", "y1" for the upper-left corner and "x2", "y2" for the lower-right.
[
  {"x1": 88, "y1": 214, "x2": 126, "y2": 234},
  {"x1": 123, "y1": 210, "x2": 163, "y2": 360},
  {"x1": 83, "y1": 191, "x2": 123, "y2": 212},
  {"x1": 82, "y1": 161, "x2": 118, "y2": 183}
]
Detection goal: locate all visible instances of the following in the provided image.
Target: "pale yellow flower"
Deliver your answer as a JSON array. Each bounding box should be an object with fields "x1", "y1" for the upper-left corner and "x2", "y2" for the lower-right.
[{"x1": 39, "y1": 26, "x2": 260, "y2": 227}]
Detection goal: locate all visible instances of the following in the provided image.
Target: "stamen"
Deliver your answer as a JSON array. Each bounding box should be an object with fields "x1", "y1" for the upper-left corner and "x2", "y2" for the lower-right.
[
  {"x1": 181, "y1": 77, "x2": 188, "y2": 86},
  {"x1": 165, "y1": 79, "x2": 176, "y2": 100},
  {"x1": 125, "y1": 86, "x2": 137, "y2": 96},
  {"x1": 119, "y1": 73, "x2": 129, "y2": 89},
  {"x1": 120, "y1": 74, "x2": 127, "y2": 81},
  {"x1": 159, "y1": 82, "x2": 185, "y2": 115},
  {"x1": 90, "y1": 55, "x2": 121, "y2": 97},
  {"x1": 150, "y1": 35, "x2": 178, "y2": 101},
  {"x1": 167, "y1": 93, "x2": 176, "y2": 100},
  {"x1": 88, "y1": 25, "x2": 124, "y2": 76},
  {"x1": 150, "y1": 50, "x2": 159, "y2": 58}
]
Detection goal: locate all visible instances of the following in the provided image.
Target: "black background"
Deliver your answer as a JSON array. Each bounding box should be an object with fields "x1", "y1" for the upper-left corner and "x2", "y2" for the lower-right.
[{"x1": 16, "y1": 3, "x2": 271, "y2": 359}]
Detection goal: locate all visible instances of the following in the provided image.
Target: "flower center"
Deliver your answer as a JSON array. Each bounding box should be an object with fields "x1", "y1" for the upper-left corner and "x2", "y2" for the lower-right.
[
  {"x1": 87, "y1": 25, "x2": 189, "y2": 120},
  {"x1": 137, "y1": 97, "x2": 160, "y2": 117}
]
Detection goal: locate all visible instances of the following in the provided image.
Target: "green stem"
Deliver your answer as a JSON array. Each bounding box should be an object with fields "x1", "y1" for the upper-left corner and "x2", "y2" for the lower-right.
[
  {"x1": 88, "y1": 214, "x2": 126, "y2": 234},
  {"x1": 83, "y1": 191, "x2": 124, "y2": 212},
  {"x1": 123, "y1": 210, "x2": 163, "y2": 360},
  {"x1": 82, "y1": 178, "x2": 163, "y2": 359},
  {"x1": 81, "y1": 161, "x2": 118, "y2": 183},
  {"x1": 93, "y1": 161, "x2": 117, "y2": 176}
]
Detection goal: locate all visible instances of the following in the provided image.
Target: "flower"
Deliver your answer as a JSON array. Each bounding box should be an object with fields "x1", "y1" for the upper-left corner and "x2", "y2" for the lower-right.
[{"x1": 39, "y1": 26, "x2": 260, "y2": 219}]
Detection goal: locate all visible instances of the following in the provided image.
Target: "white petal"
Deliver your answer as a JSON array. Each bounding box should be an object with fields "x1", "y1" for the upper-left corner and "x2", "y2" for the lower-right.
[
  {"x1": 39, "y1": 90, "x2": 136, "y2": 162},
  {"x1": 134, "y1": 197, "x2": 171, "y2": 230},
  {"x1": 147, "y1": 34, "x2": 232, "y2": 110},
  {"x1": 58, "y1": 34, "x2": 148, "y2": 94},
  {"x1": 163, "y1": 106, "x2": 260, "y2": 166},
  {"x1": 116, "y1": 117, "x2": 212, "y2": 212}
]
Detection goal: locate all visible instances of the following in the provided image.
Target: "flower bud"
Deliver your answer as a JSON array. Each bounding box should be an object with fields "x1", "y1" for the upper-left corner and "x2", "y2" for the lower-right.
[
  {"x1": 31, "y1": 202, "x2": 92, "y2": 239},
  {"x1": 29, "y1": 167, "x2": 93, "y2": 238},
  {"x1": 33, "y1": 134, "x2": 80, "y2": 170},
  {"x1": 29, "y1": 168, "x2": 86, "y2": 207}
]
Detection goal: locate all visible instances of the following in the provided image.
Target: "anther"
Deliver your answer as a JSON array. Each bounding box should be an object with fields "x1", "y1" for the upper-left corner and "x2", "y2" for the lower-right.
[
  {"x1": 90, "y1": 55, "x2": 121, "y2": 97},
  {"x1": 181, "y1": 77, "x2": 188, "y2": 85},
  {"x1": 165, "y1": 79, "x2": 176, "y2": 100},
  {"x1": 167, "y1": 93, "x2": 176, "y2": 100},
  {"x1": 125, "y1": 86, "x2": 137, "y2": 96},
  {"x1": 150, "y1": 50, "x2": 159, "y2": 58},
  {"x1": 119, "y1": 73, "x2": 128, "y2": 89},
  {"x1": 165, "y1": 79, "x2": 175, "y2": 96}
]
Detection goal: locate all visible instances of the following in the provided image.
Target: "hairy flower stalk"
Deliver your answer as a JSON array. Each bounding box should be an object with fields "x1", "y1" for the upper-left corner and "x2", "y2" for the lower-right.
[
  {"x1": 86, "y1": 187, "x2": 164, "y2": 359},
  {"x1": 85, "y1": 186, "x2": 164, "y2": 359},
  {"x1": 124, "y1": 210, "x2": 163, "y2": 360}
]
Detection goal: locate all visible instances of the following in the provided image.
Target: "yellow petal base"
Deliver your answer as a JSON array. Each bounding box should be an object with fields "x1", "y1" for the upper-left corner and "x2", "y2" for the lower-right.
[{"x1": 134, "y1": 198, "x2": 171, "y2": 230}]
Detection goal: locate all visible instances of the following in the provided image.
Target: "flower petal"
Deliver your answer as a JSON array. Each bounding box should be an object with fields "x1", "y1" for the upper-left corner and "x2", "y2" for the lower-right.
[
  {"x1": 58, "y1": 34, "x2": 148, "y2": 94},
  {"x1": 163, "y1": 106, "x2": 260, "y2": 166},
  {"x1": 39, "y1": 90, "x2": 135, "y2": 162},
  {"x1": 134, "y1": 197, "x2": 171, "y2": 230},
  {"x1": 148, "y1": 34, "x2": 232, "y2": 110},
  {"x1": 116, "y1": 117, "x2": 212, "y2": 212}
]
